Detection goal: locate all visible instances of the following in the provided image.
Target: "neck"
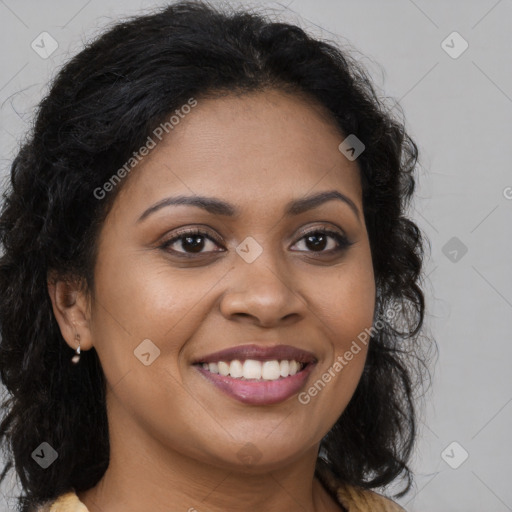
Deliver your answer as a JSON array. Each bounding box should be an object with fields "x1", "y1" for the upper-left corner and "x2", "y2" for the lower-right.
[{"x1": 76, "y1": 398, "x2": 342, "y2": 512}]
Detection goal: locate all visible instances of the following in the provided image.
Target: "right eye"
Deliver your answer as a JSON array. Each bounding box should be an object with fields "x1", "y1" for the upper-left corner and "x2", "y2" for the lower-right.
[{"x1": 159, "y1": 227, "x2": 225, "y2": 256}]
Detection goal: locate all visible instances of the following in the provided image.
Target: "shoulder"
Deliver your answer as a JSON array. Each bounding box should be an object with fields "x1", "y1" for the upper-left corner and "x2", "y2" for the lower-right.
[
  {"x1": 33, "y1": 490, "x2": 89, "y2": 512},
  {"x1": 336, "y1": 484, "x2": 406, "y2": 512},
  {"x1": 315, "y1": 460, "x2": 406, "y2": 512}
]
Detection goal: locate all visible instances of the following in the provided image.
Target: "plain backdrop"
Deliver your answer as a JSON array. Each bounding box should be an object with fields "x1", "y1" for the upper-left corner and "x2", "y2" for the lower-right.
[{"x1": 0, "y1": 1, "x2": 511, "y2": 511}]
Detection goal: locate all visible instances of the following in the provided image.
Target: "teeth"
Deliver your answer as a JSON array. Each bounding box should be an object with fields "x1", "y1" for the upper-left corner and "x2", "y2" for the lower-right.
[
  {"x1": 289, "y1": 360, "x2": 300, "y2": 376},
  {"x1": 262, "y1": 360, "x2": 281, "y2": 380},
  {"x1": 228, "y1": 359, "x2": 243, "y2": 378},
  {"x1": 243, "y1": 359, "x2": 261, "y2": 379},
  {"x1": 218, "y1": 361, "x2": 230, "y2": 376},
  {"x1": 201, "y1": 359, "x2": 305, "y2": 380}
]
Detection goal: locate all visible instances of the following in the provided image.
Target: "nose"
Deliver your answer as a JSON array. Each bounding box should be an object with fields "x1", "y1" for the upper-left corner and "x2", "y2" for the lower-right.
[{"x1": 219, "y1": 250, "x2": 307, "y2": 328}]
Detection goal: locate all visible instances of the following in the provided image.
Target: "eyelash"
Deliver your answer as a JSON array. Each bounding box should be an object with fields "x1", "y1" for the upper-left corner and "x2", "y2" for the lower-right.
[{"x1": 158, "y1": 226, "x2": 353, "y2": 258}]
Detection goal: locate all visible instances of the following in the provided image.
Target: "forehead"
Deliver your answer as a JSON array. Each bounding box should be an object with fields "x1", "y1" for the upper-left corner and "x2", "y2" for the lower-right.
[{"x1": 113, "y1": 89, "x2": 362, "y2": 217}]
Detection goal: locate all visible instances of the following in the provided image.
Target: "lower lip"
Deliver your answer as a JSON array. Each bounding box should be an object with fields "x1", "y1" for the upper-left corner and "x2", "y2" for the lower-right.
[{"x1": 194, "y1": 363, "x2": 316, "y2": 405}]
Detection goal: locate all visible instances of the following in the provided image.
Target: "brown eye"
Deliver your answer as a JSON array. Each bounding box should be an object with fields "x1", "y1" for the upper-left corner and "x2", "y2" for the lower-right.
[
  {"x1": 291, "y1": 229, "x2": 352, "y2": 253},
  {"x1": 160, "y1": 228, "x2": 224, "y2": 256},
  {"x1": 159, "y1": 226, "x2": 352, "y2": 258}
]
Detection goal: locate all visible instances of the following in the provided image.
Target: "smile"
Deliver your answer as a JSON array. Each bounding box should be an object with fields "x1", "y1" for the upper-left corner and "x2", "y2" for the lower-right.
[
  {"x1": 200, "y1": 359, "x2": 306, "y2": 380},
  {"x1": 194, "y1": 358, "x2": 316, "y2": 405}
]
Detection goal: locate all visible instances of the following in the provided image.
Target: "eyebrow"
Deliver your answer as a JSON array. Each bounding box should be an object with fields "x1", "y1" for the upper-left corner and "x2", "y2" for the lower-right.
[{"x1": 136, "y1": 189, "x2": 361, "y2": 223}]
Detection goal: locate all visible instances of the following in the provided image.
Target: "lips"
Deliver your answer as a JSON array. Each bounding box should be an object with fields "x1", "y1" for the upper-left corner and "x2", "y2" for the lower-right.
[
  {"x1": 195, "y1": 361, "x2": 316, "y2": 405},
  {"x1": 191, "y1": 344, "x2": 318, "y2": 405},
  {"x1": 192, "y1": 343, "x2": 317, "y2": 365}
]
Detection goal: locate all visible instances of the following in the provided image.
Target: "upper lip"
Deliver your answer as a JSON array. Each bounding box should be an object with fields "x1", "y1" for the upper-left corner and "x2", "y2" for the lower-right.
[{"x1": 192, "y1": 344, "x2": 317, "y2": 364}]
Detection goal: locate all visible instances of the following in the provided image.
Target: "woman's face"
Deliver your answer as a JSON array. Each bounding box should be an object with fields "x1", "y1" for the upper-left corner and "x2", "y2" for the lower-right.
[{"x1": 83, "y1": 89, "x2": 375, "y2": 471}]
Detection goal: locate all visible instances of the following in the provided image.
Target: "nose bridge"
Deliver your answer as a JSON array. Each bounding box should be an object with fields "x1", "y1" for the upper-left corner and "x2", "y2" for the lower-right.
[
  {"x1": 241, "y1": 248, "x2": 286, "y2": 290},
  {"x1": 220, "y1": 237, "x2": 304, "y2": 324}
]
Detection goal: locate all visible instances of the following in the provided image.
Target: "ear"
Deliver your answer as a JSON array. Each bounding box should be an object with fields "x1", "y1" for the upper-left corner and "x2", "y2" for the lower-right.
[{"x1": 47, "y1": 270, "x2": 93, "y2": 353}]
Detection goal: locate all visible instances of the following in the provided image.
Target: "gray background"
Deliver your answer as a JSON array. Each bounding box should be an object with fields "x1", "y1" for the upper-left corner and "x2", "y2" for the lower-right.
[{"x1": 0, "y1": 0, "x2": 511, "y2": 511}]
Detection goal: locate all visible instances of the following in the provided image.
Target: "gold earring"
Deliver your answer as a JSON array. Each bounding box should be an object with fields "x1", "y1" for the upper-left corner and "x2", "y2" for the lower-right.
[{"x1": 71, "y1": 333, "x2": 81, "y2": 364}]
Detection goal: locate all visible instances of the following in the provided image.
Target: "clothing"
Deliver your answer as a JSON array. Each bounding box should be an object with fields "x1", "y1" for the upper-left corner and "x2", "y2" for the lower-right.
[{"x1": 36, "y1": 464, "x2": 406, "y2": 512}]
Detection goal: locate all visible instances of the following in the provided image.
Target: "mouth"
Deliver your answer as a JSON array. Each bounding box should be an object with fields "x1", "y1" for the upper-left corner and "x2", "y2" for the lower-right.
[
  {"x1": 195, "y1": 359, "x2": 309, "y2": 380},
  {"x1": 192, "y1": 344, "x2": 317, "y2": 405}
]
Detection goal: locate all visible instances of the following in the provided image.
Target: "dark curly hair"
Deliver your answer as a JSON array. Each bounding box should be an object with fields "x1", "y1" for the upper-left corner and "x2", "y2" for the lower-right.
[{"x1": 0, "y1": 1, "x2": 434, "y2": 510}]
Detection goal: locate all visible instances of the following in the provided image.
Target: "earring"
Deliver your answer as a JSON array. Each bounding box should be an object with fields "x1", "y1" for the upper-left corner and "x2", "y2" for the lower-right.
[{"x1": 71, "y1": 333, "x2": 81, "y2": 364}]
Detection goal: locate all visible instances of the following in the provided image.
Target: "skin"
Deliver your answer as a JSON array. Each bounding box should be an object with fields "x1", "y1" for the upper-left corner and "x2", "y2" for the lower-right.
[{"x1": 48, "y1": 89, "x2": 376, "y2": 512}]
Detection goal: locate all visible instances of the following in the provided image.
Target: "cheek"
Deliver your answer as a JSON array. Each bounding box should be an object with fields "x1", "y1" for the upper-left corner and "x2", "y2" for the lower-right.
[
  {"x1": 299, "y1": 264, "x2": 374, "y2": 430},
  {"x1": 90, "y1": 249, "x2": 220, "y2": 386},
  {"x1": 317, "y1": 250, "x2": 376, "y2": 348},
  {"x1": 93, "y1": 244, "x2": 200, "y2": 333},
  {"x1": 331, "y1": 273, "x2": 375, "y2": 355},
  {"x1": 309, "y1": 247, "x2": 375, "y2": 394},
  {"x1": 89, "y1": 254, "x2": 213, "y2": 439}
]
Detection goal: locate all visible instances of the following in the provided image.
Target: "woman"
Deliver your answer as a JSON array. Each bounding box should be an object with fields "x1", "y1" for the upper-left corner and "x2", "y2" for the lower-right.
[{"x1": 0, "y1": 2, "x2": 433, "y2": 511}]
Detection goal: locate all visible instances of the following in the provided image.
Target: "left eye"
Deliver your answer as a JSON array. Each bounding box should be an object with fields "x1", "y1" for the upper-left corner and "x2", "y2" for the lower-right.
[{"x1": 291, "y1": 229, "x2": 351, "y2": 253}]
